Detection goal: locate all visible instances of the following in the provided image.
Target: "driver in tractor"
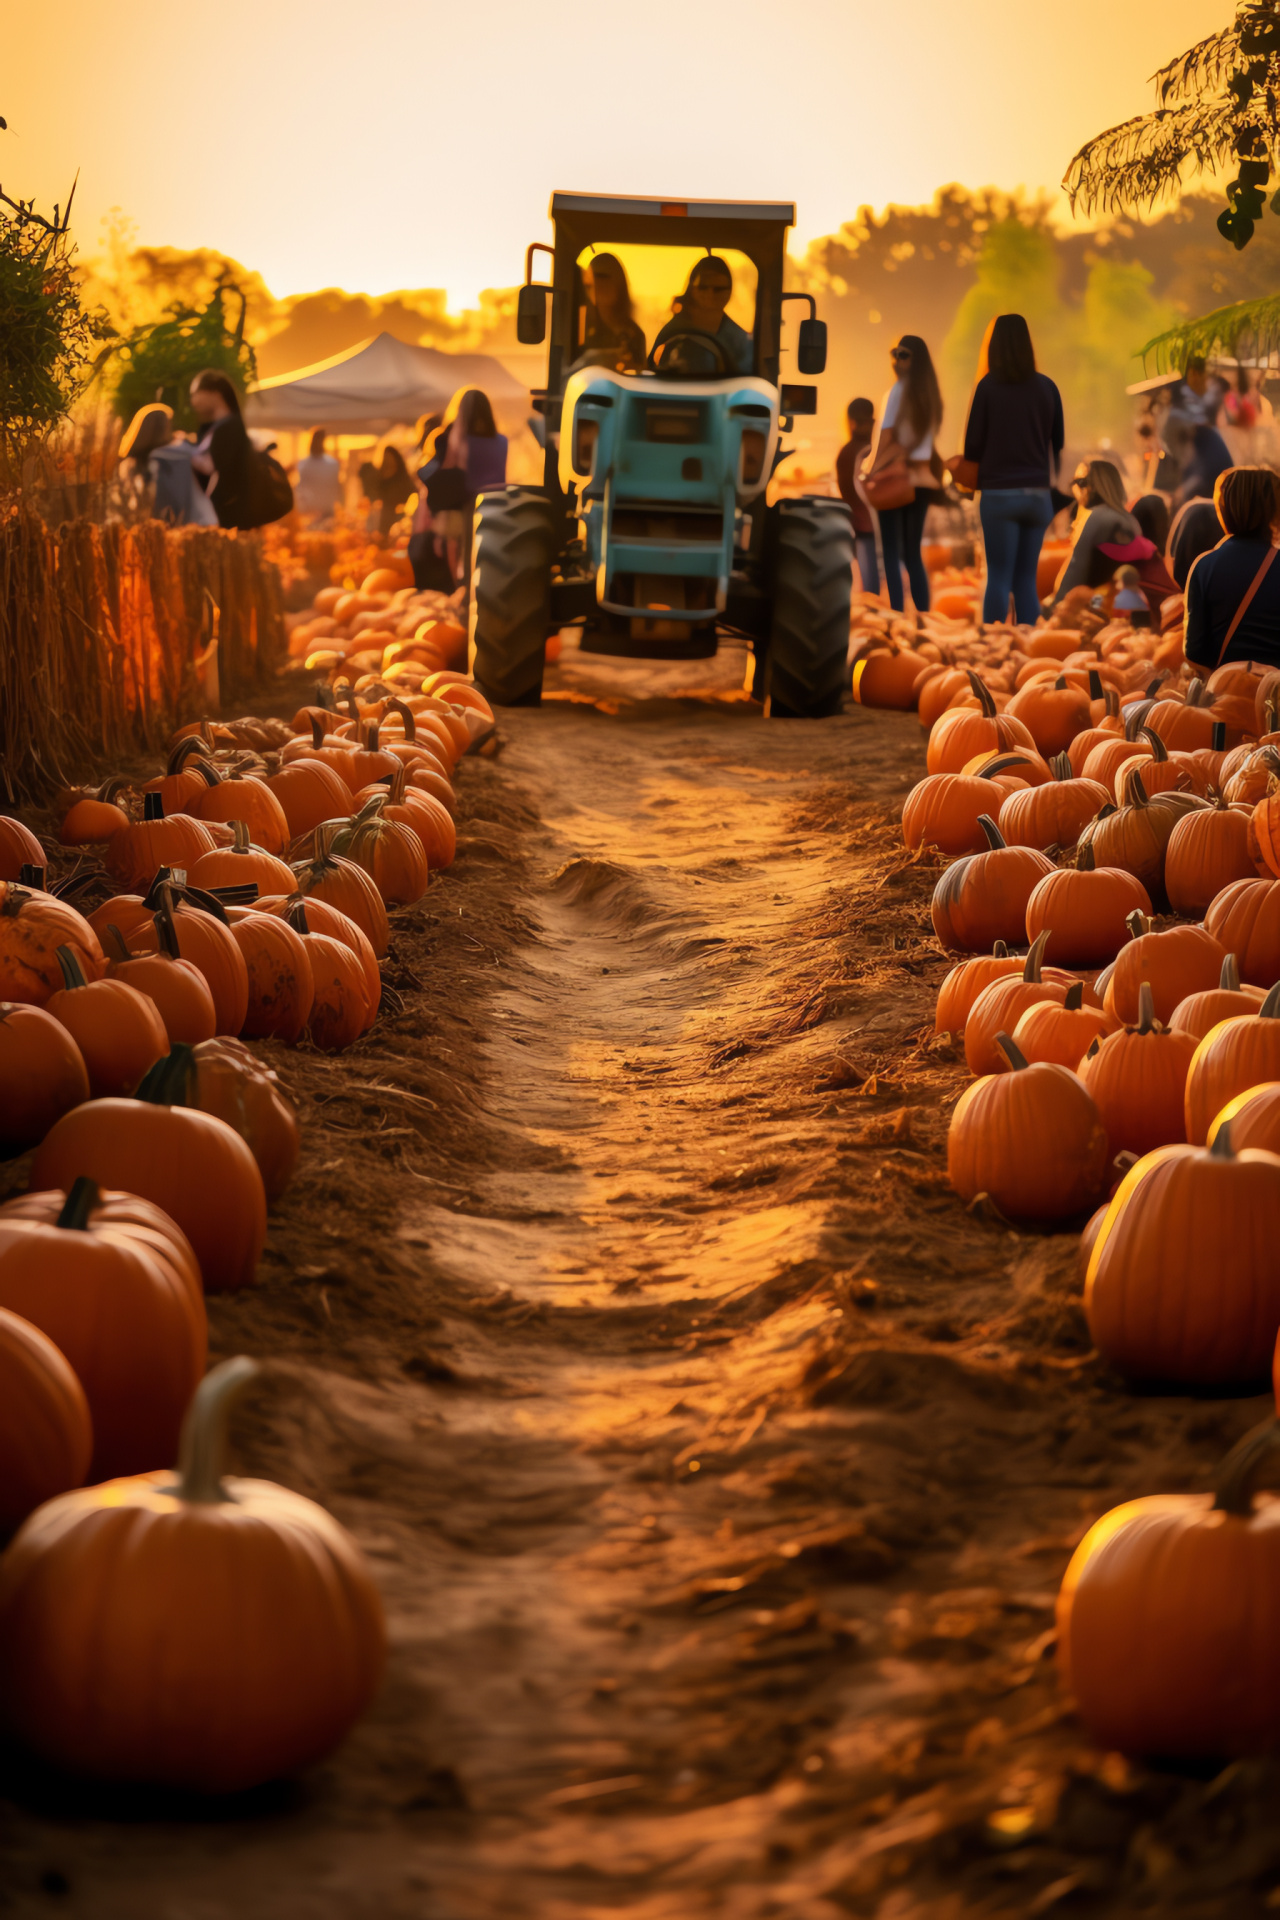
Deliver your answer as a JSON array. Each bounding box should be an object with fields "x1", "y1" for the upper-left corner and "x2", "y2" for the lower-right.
[
  {"x1": 651, "y1": 257, "x2": 753, "y2": 375},
  {"x1": 575, "y1": 253, "x2": 646, "y2": 374}
]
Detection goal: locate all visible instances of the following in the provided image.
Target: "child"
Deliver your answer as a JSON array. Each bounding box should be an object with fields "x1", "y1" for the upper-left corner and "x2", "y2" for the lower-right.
[
  {"x1": 1113, "y1": 564, "x2": 1152, "y2": 627},
  {"x1": 835, "y1": 398, "x2": 879, "y2": 593}
]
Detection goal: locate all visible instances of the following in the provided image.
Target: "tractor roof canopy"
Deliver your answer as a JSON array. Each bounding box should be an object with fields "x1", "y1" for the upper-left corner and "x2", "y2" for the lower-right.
[{"x1": 549, "y1": 192, "x2": 795, "y2": 264}]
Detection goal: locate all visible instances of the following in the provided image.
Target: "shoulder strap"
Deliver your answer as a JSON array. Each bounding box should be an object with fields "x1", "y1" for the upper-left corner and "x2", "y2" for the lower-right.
[{"x1": 1217, "y1": 544, "x2": 1278, "y2": 665}]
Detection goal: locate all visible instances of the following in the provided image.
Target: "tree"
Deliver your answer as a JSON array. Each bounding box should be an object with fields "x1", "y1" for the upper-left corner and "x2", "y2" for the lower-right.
[
  {"x1": 1064, "y1": 3, "x2": 1280, "y2": 365},
  {"x1": 0, "y1": 174, "x2": 104, "y2": 487},
  {"x1": 109, "y1": 285, "x2": 257, "y2": 431}
]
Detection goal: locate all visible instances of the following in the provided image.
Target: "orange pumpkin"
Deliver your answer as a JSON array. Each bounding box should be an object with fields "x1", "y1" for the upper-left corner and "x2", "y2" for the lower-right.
[
  {"x1": 851, "y1": 640, "x2": 929, "y2": 709},
  {"x1": 187, "y1": 820, "x2": 296, "y2": 898},
  {"x1": 126, "y1": 890, "x2": 249, "y2": 1038},
  {"x1": 963, "y1": 930, "x2": 1078, "y2": 1075},
  {"x1": 947, "y1": 1029, "x2": 1108, "y2": 1221},
  {"x1": 1077, "y1": 775, "x2": 1207, "y2": 907},
  {"x1": 1164, "y1": 794, "x2": 1258, "y2": 915},
  {"x1": 190, "y1": 768, "x2": 290, "y2": 856},
  {"x1": 257, "y1": 893, "x2": 379, "y2": 1023},
  {"x1": 903, "y1": 772, "x2": 1006, "y2": 856},
  {"x1": 170, "y1": 1039, "x2": 299, "y2": 1203},
  {"x1": 0, "y1": 1002, "x2": 91, "y2": 1154},
  {"x1": 998, "y1": 753, "x2": 1110, "y2": 851},
  {"x1": 0, "y1": 1356, "x2": 386, "y2": 1792},
  {"x1": 265, "y1": 757, "x2": 356, "y2": 839},
  {"x1": 1185, "y1": 984, "x2": 1280, "y2": 1142},
  {"x1": 0, "y1": 882, "x2": 105, "y2": 1006},
  {"x1": 1058, "y1": 1420, "x2": 1280, "y2": 1756},
  {"x1": 102, "y1": 918, "x2": 218, "y2": 1047},
  {"x1": 1210, "y1": 1081, "x2": 1280, "y2": 1157},
  {"x1": 56, "y1": 782, "x2": 132, "y2": 847},
  {"x1": 104, "y1": 794, "x2": 217, "y2": 891},
  {"x1": 0, "y1": 815, "x2": 47, "y2": 881},
  {"x1": 0, "y1": 1178, "x2": 205, "y2": 1478},
  {"x1": 930, "y1": 816, "x2": 1054, "y2": 953},
  {"x1": 1024, "y1": 843, "x2": 1151, "y2": 969},
  {"x1": 1169, "y1": 953, "x2": 1266, "y2": 1041},
  {"x1": 1205, "y1": 877, "x2": 1280, "y2": 988},
  {"x1": 1113, "y1": 726, "x2": 1193, "y2": 805},
  {"x1": 30, "y1": 1083, "x2": 267, "y2": 1294},
  {"x1": 228, "y1": 911, "x2": 313, "y2": 1045},
  {"x1": 1104, "y1": 913, "x2": 1226, "y2": 1027},
  {"x1": 334, "y1": 801, "x2": 429, "y2": 906},
  {"x1": 142, "y1": 737, "x2": 217, "y2": 816},
  {"x1": 1005, "y1": 673, "x2": 1091, "y2": 756},
  {"x1": 291, "y1": 837, "x2": 390, "y2": 956},
  {"x1": 934, "y1": 942, "x2": 1023, "y2": 1036},
  {"x1": 1079, "y1": 980, "x2": 1199, "y2": 1156},
  {"x1": 44, "y1": 946, "x2": 168, "y2": 1098},
  {"x1": 283, "y1": 902, "x2": 372, "y2": 1052},
  {"x1": 1012, "y1": 980, "x2": 1114, "y2": 1069},
  {"x1": 1084, "y1": 1124, "x2": 1280, "y2": 1382},
  {"x1": 0, "y1": 1307, "x2": 93, "y2": 1531},
  {"x1": 925, "y1": 674, "x2": 1035, "y2": 775}
]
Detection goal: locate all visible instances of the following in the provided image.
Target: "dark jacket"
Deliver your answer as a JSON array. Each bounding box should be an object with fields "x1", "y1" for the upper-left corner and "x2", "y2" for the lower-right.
[
  {"x1": 836, "y1": 431, "x2": 873, "y2": 533},
  {"x1": 963, "y1": 371, "x2": 1064, "y2": 490},
  {"x1": 1184, "y1": 535, "x2": 1280, "y2": 670},
  {"x1": 202, "y1": 415, "x2": 255, "y2": 529}
]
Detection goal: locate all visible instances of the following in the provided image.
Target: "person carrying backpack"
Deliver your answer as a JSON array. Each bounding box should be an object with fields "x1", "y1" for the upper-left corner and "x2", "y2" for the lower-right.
[{"x1": 189, "y1": 370, "x2": 292, "y2": 529}]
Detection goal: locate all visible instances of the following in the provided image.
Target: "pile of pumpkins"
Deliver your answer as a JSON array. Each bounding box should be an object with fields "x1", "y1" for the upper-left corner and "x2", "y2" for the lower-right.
[
  {"x1": 286, "y1": 554, "x2": 469, "y2": 691},
  {"x1": 889, "y1": 614, "x2": 1280, "y2": 1765},
  {"x1": 0, "y1": 667, "x2": 494, "y2": 1794}
]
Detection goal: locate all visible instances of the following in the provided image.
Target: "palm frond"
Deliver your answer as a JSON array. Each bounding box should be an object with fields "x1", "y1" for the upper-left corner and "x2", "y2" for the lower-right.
[
  {"x1": 1152, "y1": 26, "x2": 1241, "y2": 105},
  {"x1": 1064, "y1": 99, "x2": 1243, "y2": 214},
  {"x1": 1141, "y1": 291, "x2": 1280, "y2": 370}
]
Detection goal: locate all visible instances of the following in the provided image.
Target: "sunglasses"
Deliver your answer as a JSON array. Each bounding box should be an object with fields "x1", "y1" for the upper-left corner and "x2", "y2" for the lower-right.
[
  {"x1": 891, "y1": 348, "x2": 912, "y2": 361},
  {"x1": 694, "y1": 282, "x2": 731, "y2": 295},
  {"x1": 1072, "y1": 475, "x2": 1089, "y2": 487}
]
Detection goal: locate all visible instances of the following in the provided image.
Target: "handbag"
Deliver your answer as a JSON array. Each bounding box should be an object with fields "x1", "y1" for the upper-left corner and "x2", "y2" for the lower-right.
[
  {"x1": 862, "y1": 459, "x2": 915, "y2": 513},
  {"x1": 1215, "y1": 544, "x2": 1278, "y2": 665}
]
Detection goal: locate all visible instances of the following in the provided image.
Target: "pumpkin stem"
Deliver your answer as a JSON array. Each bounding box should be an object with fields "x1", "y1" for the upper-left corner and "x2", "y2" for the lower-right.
[
  {"x1": 143, "y1": 791, "x2": 165, "y2": 822},
  {"x1": 103, "y1": 922, "x2": 131, "y2": 963},
  {"x1": 285, "y1": 900, "x2": 310, "y2": 935},
  {"x1": 153, "y1": 891, "x2": 182, "y2": 960},
  {"x1": 135, "y1": 1044, "x2": 197, "y2": 1108},
  {"x1": 1187, "y1": 677, "x2": 1206, "y2": 707},
  {"x1": 993, "y1": 940, "x2": 1009, "y2": 959},
  {"x1": 230, "y1": 819, "x2": 251, "y2": 853},
  {"x1": 1220, "y1": 953, "x2": 1241, "y2": 991},
  {"x1": 1125, "y1": 909, "x2": 1149, "y2": 940},
  {"x1": 966, "y1": 670, "x2": 997, "y2": 718},
  {"x1": 1210, "y1": 1116, "x2": 1236, "y2": 1161},
  {"x1": 389, "y1": 698, "x2": 417, "y2": 743},
  {"x1": 1138, "y1": 726, "x2": 1168, "y2": 763},
  {"x1": 1084, "y1": 1036, "x2": 1101, "y2": 1059},
  {"x1": 1023, "y1": 928, "x2": 1051, "y2": 982},
  {"x1": 175, "y1": 1355, "x2": 259, "y2": 1504},
  {"x1": 1049, "y1": 753, "x2": 1072, "y2": 782},
  {"x1": 1088, "y1": 669, "x2": 1103, "y2": 702},
  {"x1": 55, "y1": 1177, "x2": 100, "y2": 1231},
  {"x1": 994, "y1": 1030, "x2": 1029, "y2": 1072},
  {"x1": 17, "y1": 863, "x2": 46, "y2": 890},
  {"x1": 977, "y1": 814, "x2": 1007, "y2": 852},
  {"x1": 168, "y1": 736, "x2": 211, "y2": 774},
  {"x1": 1262, "y1": 981, "x2": 1280, "y2": 1019},
  {"x1": 1064, "y1": 981, "x2": 1084, "y2": 1010},
  {"x1": 54, "y1": 944, "x2": 88, "y2": 991},
  {"x1": 1211, "y1": 721, "x2": 1226, "y2": 752},
  {"x1": 1126, "y1": 770, "x2": 1151, "y2": 809},
  {"x1": 1136, "y1": 980, "x2": 1157, "y2": 1034},
  {"x1": 1104, "y1": 690, "x2": 1120, "y2": 718},
  {"x1": 316, "y1": 680, "x2": 334, "y2": 712},
  {"x1": 1077, "y1": 842, "x2": 1097, "y2": 872},
  {"x1": 1211, "y1": 1413, "x2": 1280, "y2": 1518},
  {"x1": 365, "y1": 722, "x2": 382, "y2": 750}
]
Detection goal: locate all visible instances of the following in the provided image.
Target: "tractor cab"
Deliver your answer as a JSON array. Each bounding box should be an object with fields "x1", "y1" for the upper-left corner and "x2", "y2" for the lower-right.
[{"x1": 469, "y1": 192, "x2": 853, "y2": 716}]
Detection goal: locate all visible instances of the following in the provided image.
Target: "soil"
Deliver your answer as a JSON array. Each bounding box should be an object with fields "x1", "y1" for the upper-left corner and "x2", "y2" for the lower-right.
[{"x1": 2, "y1": 635, "x2": 1278, "y2": 1919}]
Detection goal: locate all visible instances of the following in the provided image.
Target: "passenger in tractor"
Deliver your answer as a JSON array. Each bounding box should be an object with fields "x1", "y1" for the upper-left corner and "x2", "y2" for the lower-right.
[
  {"x1": 652, "y1": 258, "x2": 754, "y2": 375},
  {"x1": 579, "y1": 254, "x2": 646, "y2": 372}
]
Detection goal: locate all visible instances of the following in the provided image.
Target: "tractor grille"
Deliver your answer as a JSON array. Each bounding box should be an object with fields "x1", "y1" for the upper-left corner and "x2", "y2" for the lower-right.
[
  {"x1": 611, "y1": 507, "x2": 724, "y2": 544},
  {"x1": 642, "y1": 403, "x2": 704, "y2": 444}
]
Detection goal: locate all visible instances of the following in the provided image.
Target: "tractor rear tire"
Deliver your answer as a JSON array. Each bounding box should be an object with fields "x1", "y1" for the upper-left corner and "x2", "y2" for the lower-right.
[
  {"x1": 469, "y1": 487, "x2": 557, "y2": 706},
  {"x1": 765, "y1": 497, "x2": 853, "y2": 718}
]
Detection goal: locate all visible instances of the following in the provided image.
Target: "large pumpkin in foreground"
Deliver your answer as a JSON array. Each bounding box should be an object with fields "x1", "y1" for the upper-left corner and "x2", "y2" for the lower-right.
[
  {"x1": 0, "y1": 1358, "x2": 385, "y2": 1792},
  {"x1": 1058, "y1": 1420, "x2": 1280, "y2": 1756}
]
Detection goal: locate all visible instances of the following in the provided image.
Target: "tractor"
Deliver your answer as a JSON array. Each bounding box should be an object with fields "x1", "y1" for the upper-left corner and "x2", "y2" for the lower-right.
[{"x1": 468, "y1": 192, "x2": 853, "y2": 716}]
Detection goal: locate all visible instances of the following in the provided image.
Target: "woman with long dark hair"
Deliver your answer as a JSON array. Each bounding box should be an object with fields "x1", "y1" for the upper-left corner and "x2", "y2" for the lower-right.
[
  {"x1": 1049, "y1": 459, "x2": 1142, "y2": 603},
  {"x1": 867, "y1": 334, "x2": 943, "y2": 613},
  {"x1": 653, "y1": 258, "x2": 753, "y2": 374},
  {"x1": 189, "y1": 369, "x2": 254, "y2": 529},
  {"x1": 962, "y1": 313, "x2": 1064, "y2": 624},
  {"x1": 581, "y1": 253, "x2": 646, "y2": 372},
  {"x1": 430, "y1": 388, "x2": 508, "y2": 584}
]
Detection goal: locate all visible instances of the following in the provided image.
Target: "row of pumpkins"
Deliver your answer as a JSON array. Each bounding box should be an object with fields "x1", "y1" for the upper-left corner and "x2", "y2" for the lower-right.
[
  {"x1": 0, "y1": 670, "x2": 494, "y2": 1794},
  {"x1": 880, "y1": 605, "x2": 1280, "y2": 1765},
  {"x1": 285, "y1": 553, "x2": 469, "y2": 690}
]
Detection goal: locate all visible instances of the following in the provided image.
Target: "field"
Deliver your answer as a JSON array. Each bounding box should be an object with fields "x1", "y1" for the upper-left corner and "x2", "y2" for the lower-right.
[{"x1": 3, "y1": 639, "x2": 1275, "y2": 1920}]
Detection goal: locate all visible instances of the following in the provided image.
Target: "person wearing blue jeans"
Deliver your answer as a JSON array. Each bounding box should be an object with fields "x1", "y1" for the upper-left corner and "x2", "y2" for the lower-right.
[
  {"x1": 962, "y1": 312, "x2": 1065, "y2": 624},
  {"x1": 979, "y1": 487, "x2": 1055, "y2": 623},
  {"x1": 878, "y1": 494, "x2": 932, "y2": 613}
]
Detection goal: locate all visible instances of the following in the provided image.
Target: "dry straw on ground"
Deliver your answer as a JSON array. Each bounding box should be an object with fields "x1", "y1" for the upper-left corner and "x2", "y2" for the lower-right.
[{"x1": 0, "y1": 508, "x2": 285, "y2": 798}]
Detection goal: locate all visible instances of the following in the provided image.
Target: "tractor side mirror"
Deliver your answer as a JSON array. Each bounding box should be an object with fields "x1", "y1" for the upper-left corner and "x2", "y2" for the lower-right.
[
  {"x1": 780, "y1": 384, "x2": 818, "y2": 416},
  {"x1": 797, "y1": 318, "x2": 827, "y2": 376},
  {"x1": 517, "y1": 285, "x2": 548, "y2": 346}
]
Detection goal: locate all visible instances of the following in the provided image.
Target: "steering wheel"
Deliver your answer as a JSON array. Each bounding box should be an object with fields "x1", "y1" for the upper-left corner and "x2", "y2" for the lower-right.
[{"x1": 647, "y1": 329, "x2": 732, "y2": 379}]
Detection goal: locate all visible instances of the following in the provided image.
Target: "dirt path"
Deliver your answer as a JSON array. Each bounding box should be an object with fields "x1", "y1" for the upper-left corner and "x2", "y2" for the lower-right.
[{"x1": 3, "y1": 644, "x2": 1277, "y2": 1919}]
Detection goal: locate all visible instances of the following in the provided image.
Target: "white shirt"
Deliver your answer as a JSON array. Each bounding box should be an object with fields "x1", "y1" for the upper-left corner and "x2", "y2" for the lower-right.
[
  {"x1": 295, "y1": 454, "x2": 343, "y2": 516},
  {"x1": 882, "y1": 379, "x2": 934, "y2": 463}
]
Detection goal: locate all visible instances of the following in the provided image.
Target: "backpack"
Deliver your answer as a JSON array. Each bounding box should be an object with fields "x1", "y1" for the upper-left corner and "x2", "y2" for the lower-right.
[{"x1": 249, "y1": 446, "x2": 294, "y2": 526}]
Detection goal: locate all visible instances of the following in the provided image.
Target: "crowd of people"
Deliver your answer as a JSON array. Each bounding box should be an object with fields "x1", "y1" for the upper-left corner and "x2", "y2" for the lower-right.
[
  {"x1": 118, "y1": 377, "x2": 509, "y2": 595},
  {"x1": 836, "y1": 315, "x2": 1280, "y2": 668}
]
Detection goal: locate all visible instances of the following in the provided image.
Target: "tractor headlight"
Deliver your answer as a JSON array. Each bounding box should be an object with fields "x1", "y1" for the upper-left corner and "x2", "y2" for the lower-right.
[
  {"x1": 574, "y1": 417, "x2": 599, "y2": 475},
  {"x1": 740, "y1": 428, "x2": 766, "y2": 485}
]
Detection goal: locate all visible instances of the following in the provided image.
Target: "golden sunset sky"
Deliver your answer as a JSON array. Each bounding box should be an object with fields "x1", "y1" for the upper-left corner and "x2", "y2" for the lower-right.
[{"x1": 8, "y1": 0, "x2": 1216, "y2": 306}]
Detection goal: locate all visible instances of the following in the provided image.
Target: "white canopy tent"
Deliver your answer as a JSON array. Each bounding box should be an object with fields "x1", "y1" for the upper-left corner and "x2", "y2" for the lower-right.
[{"x1": 244, "y1": 332, "x2": 530, "y2": 435}]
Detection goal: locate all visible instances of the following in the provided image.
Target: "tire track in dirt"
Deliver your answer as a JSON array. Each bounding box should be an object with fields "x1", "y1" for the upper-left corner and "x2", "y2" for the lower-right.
[{"x1": 4, "y1": 669, "x2": 1277, "y2": 1919}]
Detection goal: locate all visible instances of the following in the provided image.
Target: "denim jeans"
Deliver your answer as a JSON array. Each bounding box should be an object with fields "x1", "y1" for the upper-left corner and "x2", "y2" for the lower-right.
[
  {"x1": 878, "y1": 494, "x2": 931, "y2": 613},
  {"x1": 980, "y1": 488, "x2": 1054, "y2": 624},
  {"x1": 854, "y1": 530, "x2": 879, "y2": 595}
]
